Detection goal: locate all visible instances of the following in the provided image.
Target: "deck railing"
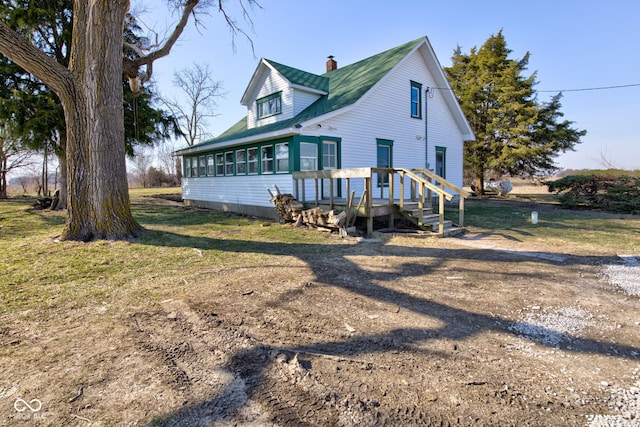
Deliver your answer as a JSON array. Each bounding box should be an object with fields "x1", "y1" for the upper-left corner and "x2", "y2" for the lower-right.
[{"x1": 292, "y1": 167, "x2": 468, "y2": 235}]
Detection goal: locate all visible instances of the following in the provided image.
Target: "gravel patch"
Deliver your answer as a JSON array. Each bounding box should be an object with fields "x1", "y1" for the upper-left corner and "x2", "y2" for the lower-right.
[
  {"x1": 587, "y1": 376, "x2": 640, "y2": 426},
  {"x1": 602, "y1": 255, "x2": 640, "y2": 296},
  {"x1": 509, "y1": 306, "x2": 594, "y2": 347},
  {"x1": 587, "y1": 256, "x2": 640, "y2": 426}
]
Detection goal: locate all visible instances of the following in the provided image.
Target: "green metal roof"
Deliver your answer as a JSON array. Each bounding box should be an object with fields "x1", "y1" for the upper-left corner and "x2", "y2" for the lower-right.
[
  {"x1": 265, "y1": 59, "x2": 329, "y2": 93},
  {"x1": 176, "y1": 37, "x2": 424, "y2": 153}
]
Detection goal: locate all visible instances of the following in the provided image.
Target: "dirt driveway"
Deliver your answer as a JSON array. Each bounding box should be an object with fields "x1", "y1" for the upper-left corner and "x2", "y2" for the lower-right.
[{"x1": 2, "y1": 208, "x2": 639, "y2": 426}]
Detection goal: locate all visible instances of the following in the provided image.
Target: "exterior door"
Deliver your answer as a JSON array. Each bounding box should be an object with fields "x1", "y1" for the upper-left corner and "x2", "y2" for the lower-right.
[
  {"x1": 435, "y1": 146, "x2": 446, "y2": 178},
  {"x1": 322, "y1": 140, "x2": 338, "y2": 199}
]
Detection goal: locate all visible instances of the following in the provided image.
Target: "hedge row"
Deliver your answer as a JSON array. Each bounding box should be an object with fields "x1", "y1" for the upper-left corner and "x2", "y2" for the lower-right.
[{"x1": 545, "y1": 175, "x2": 640, "y2": 214}]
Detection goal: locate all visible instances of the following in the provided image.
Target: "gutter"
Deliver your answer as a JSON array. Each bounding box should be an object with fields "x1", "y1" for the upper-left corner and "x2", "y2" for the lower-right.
[{"x1": 173, "y1": 127, "x2": 302, "y2": 156}]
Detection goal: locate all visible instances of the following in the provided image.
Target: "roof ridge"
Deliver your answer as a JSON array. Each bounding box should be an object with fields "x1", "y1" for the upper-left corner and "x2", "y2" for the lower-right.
[{"x1": 177, "y1": 37, "x2": 427, "y2": 153}]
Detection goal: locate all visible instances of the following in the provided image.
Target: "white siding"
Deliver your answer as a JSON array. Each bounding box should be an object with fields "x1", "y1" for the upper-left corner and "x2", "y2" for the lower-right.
[
  {"x1": 246, "y1": 69, "x2": 295, "y2": 129},
  {"x1": 303, "y1": 48, "x2": 465, "y2": 196},
  {"x1": 183, "y1": 42, "x2": 467, "y2": 211},
  {"x1": 183, "y1": 174, "x2": 294, "y2": 208},
  {"x1": 293, "y1": 90, "x2": 321, "y2": 115}
]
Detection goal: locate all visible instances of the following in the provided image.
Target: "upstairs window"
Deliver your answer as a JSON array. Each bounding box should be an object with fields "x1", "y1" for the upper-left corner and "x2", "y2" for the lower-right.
[
  {"x1": 410, "y1": 81, "x2": 422, "y2": 119},
  {"x1": 257, "y1": 92, "x2": 282, "y2": 119}
]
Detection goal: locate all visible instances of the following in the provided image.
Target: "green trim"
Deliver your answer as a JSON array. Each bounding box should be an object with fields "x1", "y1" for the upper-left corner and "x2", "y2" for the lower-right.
[
  {"x1": 184, "y1": 136, "x2": 294, "y2": 177},
  {"x1": 321, "y1": 137, "x2": 342, "y2": 198},
  {"x1": 320, "y1": 136, "x2": 341, "y2": 170},
  {"x1": 291, "y1": 136, "x2": 319, "y2": 171},
  {"x1": 435, "y1": 146, "x2": 446, "y2": 179},
  {"x1": 183, "y1": 135, "x2": 343, "y2": 178},
  {"x1": 376, "y1": 139, "x2": 393, "y2": 187},
  {"x1": 235, "y1": 148, "x2": 247, "y2": 175},
  {"x1": 410, "y1": 81, "x2": 422, "y2": 119},
  {"x1": 224, "y1": 150, "x2": 235, "y2": 176},
  {"x1": 256, "y1": 91, "x2": 282, "y2": 120},
  {"x1": 206, "y1": 154, "x2": 215, "y2": 176}
]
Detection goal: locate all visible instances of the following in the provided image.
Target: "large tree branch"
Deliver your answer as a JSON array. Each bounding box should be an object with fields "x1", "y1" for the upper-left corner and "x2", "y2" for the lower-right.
[
  {"x1": 0, "y1": 21, "x2": 72, "y2": 96},
  {"x1": 123, "y1": 0, "x2": 200, "y2": 84}
]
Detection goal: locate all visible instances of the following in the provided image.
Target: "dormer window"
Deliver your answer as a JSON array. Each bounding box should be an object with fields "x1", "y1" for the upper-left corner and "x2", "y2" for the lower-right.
[{"x1": 256, "y1": 92, "x2": 282, "y2": 119}]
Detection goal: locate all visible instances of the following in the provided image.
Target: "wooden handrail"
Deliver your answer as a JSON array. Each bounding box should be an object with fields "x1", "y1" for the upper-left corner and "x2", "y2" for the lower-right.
[
  {"x1": 412, "y1": 168, "x2": 471, "y2": 198},
  {"x1": 393, "y1": 168, "x2": 454, "y2": 201},
  {"x1": 292, "y1": 167, "x2": 466, "y2": 235}
]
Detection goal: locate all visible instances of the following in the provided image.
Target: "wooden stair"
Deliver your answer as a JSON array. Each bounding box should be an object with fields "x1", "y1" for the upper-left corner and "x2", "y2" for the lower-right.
[
  {"x1": 292, "y1": 167, "x2": 469, "y2": 237},
  {"x1": 398, "y1": 202, "x2": 465, "y2": 237}
]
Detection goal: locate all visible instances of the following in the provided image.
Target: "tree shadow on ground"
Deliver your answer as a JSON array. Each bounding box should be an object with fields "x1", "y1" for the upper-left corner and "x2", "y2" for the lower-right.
[{"x1": 136, "y1": 229, "x2": 637, "y2": 425}]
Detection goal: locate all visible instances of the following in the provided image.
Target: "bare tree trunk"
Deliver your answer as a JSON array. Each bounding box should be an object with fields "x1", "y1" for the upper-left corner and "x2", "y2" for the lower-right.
[
  {"x1": 0, "y1": 0, "x2": 213, "y2": 240},
  {"x1": 58, "y1": 0, "x2": 139, "y2": 240},
  {"x1": 0, "y1": 155, "x2": 6, "y2": 199},
  {"x1": 475, "y1": 176, "x2": 485, "y2": 196},
  {"x1": 53, "y1": 152, "x2": 67, "y2": 210},
  {"x1": 42, "y1": 145, "x2": 49, "y2": 196}
]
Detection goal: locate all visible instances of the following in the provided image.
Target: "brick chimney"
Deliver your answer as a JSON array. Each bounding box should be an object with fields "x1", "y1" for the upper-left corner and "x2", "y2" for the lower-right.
[{"x1": 326, "y1": 55, "x2": 337, "y2": 72}]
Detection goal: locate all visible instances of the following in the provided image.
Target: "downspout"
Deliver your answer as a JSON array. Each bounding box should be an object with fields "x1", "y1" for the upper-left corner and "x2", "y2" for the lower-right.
[{"x1": 425, "y1": 87, "x2": 430, "y2": 170}]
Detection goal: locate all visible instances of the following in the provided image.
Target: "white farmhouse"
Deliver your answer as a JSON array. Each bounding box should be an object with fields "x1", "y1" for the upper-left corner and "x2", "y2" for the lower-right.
[{"x1": 175, "y1": 36, "x2": 474, "y2": 234}]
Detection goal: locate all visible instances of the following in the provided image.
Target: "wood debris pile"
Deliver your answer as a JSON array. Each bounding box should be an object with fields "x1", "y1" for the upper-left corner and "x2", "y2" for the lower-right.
[{"x1": 269, "y1": 191, "x2": 354, "y2": 235}]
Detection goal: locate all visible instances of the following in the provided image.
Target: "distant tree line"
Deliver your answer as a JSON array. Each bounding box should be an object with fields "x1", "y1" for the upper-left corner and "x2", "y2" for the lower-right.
[{"x1": 545, "y1": 173, "x2": 640, "y2": 214}]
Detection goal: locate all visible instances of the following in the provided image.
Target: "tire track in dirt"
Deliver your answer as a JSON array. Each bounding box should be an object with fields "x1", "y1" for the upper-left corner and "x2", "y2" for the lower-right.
[{"x1": 130, "y1": 298, "x2": 462, "y2": 426}]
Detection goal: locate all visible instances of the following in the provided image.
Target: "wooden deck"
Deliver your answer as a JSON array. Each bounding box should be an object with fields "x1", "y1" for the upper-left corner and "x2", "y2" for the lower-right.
[{"x1": 292, "y1": 168, "x2": 470, "y2": 236}]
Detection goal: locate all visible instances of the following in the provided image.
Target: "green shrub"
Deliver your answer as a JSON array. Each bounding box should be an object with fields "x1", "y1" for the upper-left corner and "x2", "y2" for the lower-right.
[{"x1": 545, "y1": 174, "x2": 640, "y2": 214}]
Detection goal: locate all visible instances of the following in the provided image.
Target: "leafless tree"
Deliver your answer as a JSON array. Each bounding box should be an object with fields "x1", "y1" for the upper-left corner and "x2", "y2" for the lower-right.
[
  {"x1": 596, "y1": 147, "x2": 620, "y2": 169},
  {"x1": 130, "y1": 145, "x2": 154, "y2": 188},
  {"x1": 162, "y1": 63, "x2": 224, "y2": 146},
  {"x1": 155, "y1": 139, "x2": 179, "y2": 177},
  {"x1": 0, "y1": 121, "x2": 36, "y2": 198}
]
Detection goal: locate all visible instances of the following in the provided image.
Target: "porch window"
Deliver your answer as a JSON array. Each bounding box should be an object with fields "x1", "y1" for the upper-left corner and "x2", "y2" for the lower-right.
[
  {"x1": 236, "y1": 149, "x2": 246, "y2": 175},
  {"x1": 376, "y1": 139, "x2": 393, "y2": 187},
  {"x1": 322, "y1": 141, "x2": 337, "y2": 169},
  {"x1": 411, "y1": 81, "x2": 422, "y2": 119},
  {"x1": 261, "y1": 145, "x2": 274, "y2": 173},
  {"x1": 184, "y1": 157, "x2": 191, "y2": 177},
  {"x1": 300, "y1": 142, "x2": 318, "y2": 171},
  {"x1": 256, "y1": 92, "x2": 282, "y2": 119},
  {"x1": 247, "y1": 147, "x2": 258, "y2": 174},
  {"x1": 198, "y1": 156, "x2": 206, "y2": 176},
  {"x1": 190, "y1": 157, "x2": 198, "y2": 177},
  {"x1": 275, "y1": 143, "x2": 289, "y2": 173},
  {"x1": 206, "y1": 155, "x2": 214, "y2": 176},
  {"x1": 215, "y1": 153, "x2": 224, "y2": 176},
  {"x1": 225, "y1": 151, "x2": 234, "y2": 175}
]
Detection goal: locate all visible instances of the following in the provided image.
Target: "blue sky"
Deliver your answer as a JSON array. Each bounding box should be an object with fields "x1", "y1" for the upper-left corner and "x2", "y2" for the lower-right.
[{"x1": 139, "y1": 0, "x2": 639, "y2": 171}]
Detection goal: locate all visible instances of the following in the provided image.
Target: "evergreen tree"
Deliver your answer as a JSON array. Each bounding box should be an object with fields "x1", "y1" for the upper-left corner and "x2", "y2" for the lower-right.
[
  {"x1": 445, "y1": 30, "x2": 586, "y2": 194},
  {"x1": 0, "y1": 0, "x2": 177, "y2": 209}
]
